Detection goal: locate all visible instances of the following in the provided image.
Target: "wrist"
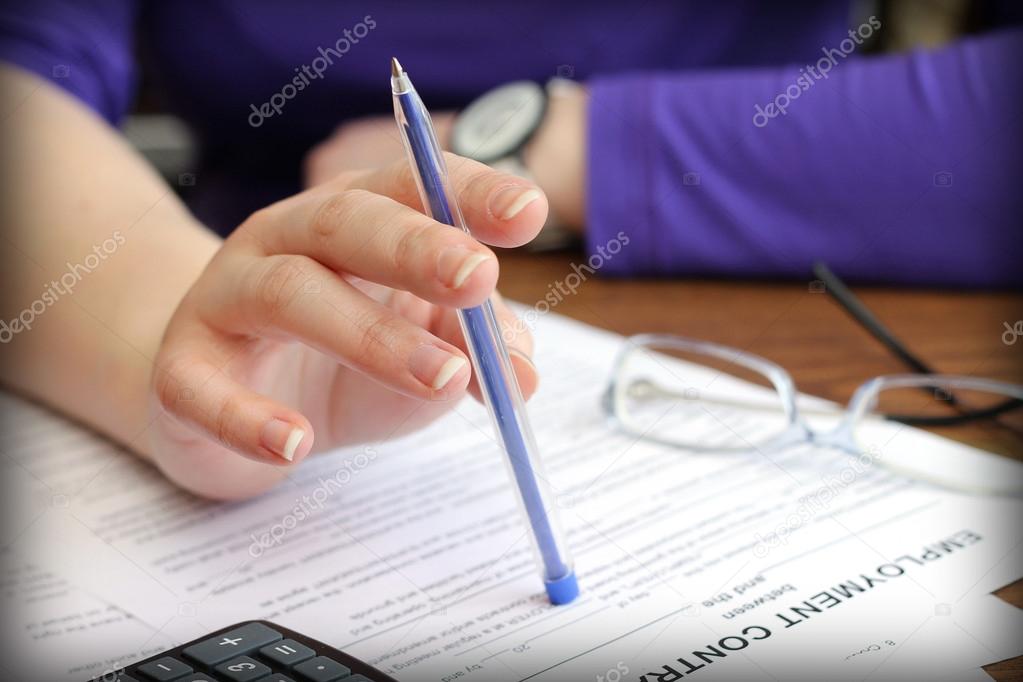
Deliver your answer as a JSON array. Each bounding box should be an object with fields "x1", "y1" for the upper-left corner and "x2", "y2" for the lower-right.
[
  {"x1": 109, "y1": 216, "x2": 221, "y2": 457},
  {"x1": 522, "y1": 83, "x2": 587, "y2": 233}
]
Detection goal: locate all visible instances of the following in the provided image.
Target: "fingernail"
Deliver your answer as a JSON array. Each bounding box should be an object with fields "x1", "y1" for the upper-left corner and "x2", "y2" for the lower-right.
[
  {"x1": 508, "y1": 346, "x2": 539, "y2": 382},
  {"x1": 261, "y1": 419, "x2": 306, "y2": 462},
  {"x1": 409, "y1": 344, "x2": 468, "y2": 391},
  {"x1": 438, "y1": 248, "x2": 492, "y2": 289},
  {"x1": 507, "y1": 346, "x2": 537, "y2": 372},
  {"x1": 490, "y1": 186, "x2": 542, "y2": 221}
]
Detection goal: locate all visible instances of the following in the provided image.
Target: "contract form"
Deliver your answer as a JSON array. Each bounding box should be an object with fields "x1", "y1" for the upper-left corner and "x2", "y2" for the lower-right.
[{"x1": 5, "y1": 313, "x2": 1023, "y2": 681}]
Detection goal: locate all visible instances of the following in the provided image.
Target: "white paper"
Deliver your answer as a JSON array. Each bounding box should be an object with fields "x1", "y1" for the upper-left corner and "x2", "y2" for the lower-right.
[
  {"x1": 4, "y1": 313, "x2": 1021, "y2": 681},
  {"x1": 0, "y1": 558, "x2": 175, "y2": 681}
]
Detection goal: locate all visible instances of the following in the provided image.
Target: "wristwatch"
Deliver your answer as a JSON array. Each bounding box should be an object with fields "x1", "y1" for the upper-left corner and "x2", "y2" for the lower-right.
[{"x1": 451, "y1": 79, "x2": 580, "y2": 249}]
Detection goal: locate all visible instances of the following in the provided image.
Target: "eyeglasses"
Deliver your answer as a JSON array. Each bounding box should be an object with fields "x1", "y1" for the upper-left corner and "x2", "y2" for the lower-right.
[{"x1": 600, "y1": 264, "x2": 1023, "y2": 496}]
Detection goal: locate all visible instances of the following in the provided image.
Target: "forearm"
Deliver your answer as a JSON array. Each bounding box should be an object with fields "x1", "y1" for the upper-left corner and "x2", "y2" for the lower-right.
[
  {"x1": 579, "y1": 29, "x2": 1022, "y2": 286},
  {"x1": 0, "y1": 65, "x2": 220, "y2": 455}
]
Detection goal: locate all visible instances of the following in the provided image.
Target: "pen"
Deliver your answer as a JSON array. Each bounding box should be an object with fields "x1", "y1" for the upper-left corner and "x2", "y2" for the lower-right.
[{"x1": 390, "y1": 58, "x2": 578, "y2": 605}]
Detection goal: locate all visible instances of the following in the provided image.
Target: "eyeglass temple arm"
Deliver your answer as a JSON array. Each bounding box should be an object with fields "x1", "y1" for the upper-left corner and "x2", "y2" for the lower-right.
[
  {"x1": 813, "y1": 262, "x2": 934, "y2": 374},
  {"x1": 813, "y1": 261, "x2": 1022, "y2": 426},
  {"x1": 887, "y1": 399, "x2": 1022, "y2": 426}
]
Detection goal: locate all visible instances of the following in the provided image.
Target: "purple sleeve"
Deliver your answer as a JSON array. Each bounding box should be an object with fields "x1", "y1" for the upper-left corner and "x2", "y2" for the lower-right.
[
  {"x1": 586, "y1": 28, "x2": 1023, "y2": 288},
  {"x1": 0, "y1": 0, "x2": 138, "y2": 123}
]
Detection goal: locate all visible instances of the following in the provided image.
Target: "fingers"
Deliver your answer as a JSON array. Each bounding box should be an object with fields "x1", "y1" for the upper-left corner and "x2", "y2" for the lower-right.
[
  {"x1": 240, "y1": 152, "x2": 547, "y2": 310},
  {"x1": 252, "y1": 189, "x2": 500, "y2": 308},
  {"x1": 204, "y1": 254, "x2": 472, "y2": 402},
  {"x1": 433, "y1": 292, "x2": 538, "y2": 402},
  {"x1": 154, "y1": 353, "x2": 314, "y2": 466},
  {"x1": 347, "y1": 153, "x2": 548, "y2": 248},
  {"x1": 159, "y1": 150, "x2": 546, "y2": 471},
  {"x1": 489, "y1": 291, "x2": 535, "y2": 358}
]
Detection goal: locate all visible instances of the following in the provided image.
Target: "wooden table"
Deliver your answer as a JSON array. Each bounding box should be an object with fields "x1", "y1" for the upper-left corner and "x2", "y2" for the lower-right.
[{"x1": 497, "y1": 248, "x2": 1023, "y2": 680}]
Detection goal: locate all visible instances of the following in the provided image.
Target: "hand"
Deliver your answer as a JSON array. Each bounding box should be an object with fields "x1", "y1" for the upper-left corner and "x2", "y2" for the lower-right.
[
  {"x1": 303, "y1": 85, "x2": 587, "y2": 230},
  {"x1": 150, "y1": 155, "x2": 547, "y2": 499},
  {"x1": 304, "y1": 113, "x2": 456, "y2": 186}
]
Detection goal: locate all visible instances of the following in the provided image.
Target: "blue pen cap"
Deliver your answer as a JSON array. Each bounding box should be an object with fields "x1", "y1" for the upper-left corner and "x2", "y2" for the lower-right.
[{"x1": 545, "y1": 570, "x2": 580, "y2": 606}]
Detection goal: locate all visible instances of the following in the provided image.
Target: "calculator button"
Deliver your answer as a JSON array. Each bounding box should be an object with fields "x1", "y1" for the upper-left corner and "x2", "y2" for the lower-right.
[
  {"x1": 293, "y1": 655, "x2": 352, "y2": 681},
  {"x1": 214, "y1": 655, "x2": 272, "y2": 681},
  {"x1": 183, "y1": 622, "x2": 283, "y2": 665},
  {"x1": 260, "y1": 638, "x2": 316, "y2": 666},
  {"x1": 115, "y1": 676, "x2": 141, "y2": 682},
  {"x1": 263, "y1": 676, "x2": 298, "y2": 682},
  {"x1": 136, "y1": 656, "x2": 193, "y2": 680},
  {"x1": 178, "y1": 676, "x2": 216, "y2": 682},
  {"x1": 346, "y1": 677, "x2": 374, "y2": 682}
]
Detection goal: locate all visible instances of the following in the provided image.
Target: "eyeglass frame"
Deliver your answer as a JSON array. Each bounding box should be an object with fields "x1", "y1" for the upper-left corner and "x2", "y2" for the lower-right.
[{"x1": 601, "y1": 333, "x2": 1023, "y2": 492}]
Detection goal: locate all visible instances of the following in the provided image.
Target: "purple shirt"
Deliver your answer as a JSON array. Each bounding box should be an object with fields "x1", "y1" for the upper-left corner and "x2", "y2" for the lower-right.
[{"x1": 2, "y1": 1, "x2": 1020, "y2": 287}]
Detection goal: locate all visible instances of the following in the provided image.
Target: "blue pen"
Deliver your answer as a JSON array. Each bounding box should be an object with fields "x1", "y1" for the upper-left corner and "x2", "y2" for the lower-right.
[{"x1": 391, "y1": 58, "x2": 578, "y2": 605}]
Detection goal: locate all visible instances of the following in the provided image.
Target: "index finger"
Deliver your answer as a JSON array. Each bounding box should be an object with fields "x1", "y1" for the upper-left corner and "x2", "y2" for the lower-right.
[{"x1": 343, "y1": 152, "x2": 548, "y2": 248}]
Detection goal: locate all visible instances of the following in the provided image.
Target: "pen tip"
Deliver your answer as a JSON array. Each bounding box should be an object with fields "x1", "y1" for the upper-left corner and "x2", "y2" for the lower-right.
[{"x1": 391, "y1": 57, "x2": 403, "y2": 77}]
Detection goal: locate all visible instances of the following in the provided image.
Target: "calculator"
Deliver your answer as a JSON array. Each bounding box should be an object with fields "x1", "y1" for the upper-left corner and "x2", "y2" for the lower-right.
[{"x1": 90, "y1": 620, "x2": 399, "y2": 682}]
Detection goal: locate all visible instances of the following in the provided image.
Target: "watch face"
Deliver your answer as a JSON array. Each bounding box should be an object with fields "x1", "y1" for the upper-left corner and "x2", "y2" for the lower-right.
[{"x1": 451, "y1": 81, "x2": 546, "y2": 162}]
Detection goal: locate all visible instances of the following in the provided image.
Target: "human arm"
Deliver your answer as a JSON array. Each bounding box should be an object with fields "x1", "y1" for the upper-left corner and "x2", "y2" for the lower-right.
[
  {"x1": 0, "y1": 65, "x2": 545, "y2": 499},
  {"x1": 0, "y1": 63, "x2": 220, "y2": 457},
  {"x1": 581, "y1": 27, "x2": 1023, "y2": 287}
]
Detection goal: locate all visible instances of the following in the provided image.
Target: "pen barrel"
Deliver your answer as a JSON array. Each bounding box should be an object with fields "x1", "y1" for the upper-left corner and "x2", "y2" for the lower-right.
[
  {"x1": 394, "y1": 85, "x2": 577, "y2": 604},
  {"x1": 457, "y1": 303, "x2": 574, "y2": 584}
]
